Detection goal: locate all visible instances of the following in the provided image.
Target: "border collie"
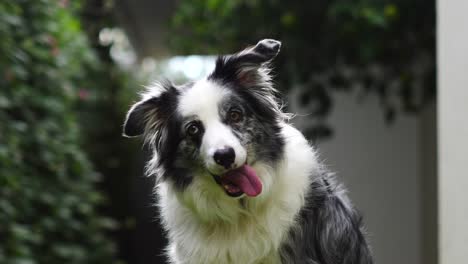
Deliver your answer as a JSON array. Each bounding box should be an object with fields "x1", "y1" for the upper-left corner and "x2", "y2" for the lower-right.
[{"x1": 123, "y1": 39, "x2": 373, "y2": 264}]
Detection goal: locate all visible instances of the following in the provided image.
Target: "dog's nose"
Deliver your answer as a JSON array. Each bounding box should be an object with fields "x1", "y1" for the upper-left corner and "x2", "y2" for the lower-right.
[{"x1": 213, "y1": 147, "x2": 235, "y2": 169}]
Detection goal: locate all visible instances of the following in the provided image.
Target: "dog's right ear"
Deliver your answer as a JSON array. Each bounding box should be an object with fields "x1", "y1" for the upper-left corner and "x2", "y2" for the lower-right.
[
  {"x1": 123, "y1": 98, "x2": 154, "y2": 137},
  {"x1": 123, "y1": 83, "x2": 179, "y2": 138}
]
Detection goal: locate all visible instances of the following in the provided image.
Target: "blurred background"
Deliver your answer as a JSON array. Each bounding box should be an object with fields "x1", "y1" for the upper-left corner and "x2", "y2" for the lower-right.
[{"x1": 1, "y1": 0, "x2": 466, "y2": 264}]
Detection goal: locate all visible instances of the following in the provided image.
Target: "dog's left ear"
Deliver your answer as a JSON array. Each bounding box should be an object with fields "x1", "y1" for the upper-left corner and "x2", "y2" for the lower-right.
[
  {"x1": 235, "y1": 39, "x2": 281, "y2": 65},
  {"x1": 209, "y1": 39, "x2": 281, "y2": 87}
]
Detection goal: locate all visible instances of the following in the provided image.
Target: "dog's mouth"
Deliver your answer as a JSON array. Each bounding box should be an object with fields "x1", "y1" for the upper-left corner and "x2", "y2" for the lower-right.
[{"x1": 212, "y1": 165, "x2": 262, "y2": 198}]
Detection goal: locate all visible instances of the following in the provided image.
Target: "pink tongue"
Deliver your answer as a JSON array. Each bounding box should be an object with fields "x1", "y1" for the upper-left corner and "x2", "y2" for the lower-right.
[{"x1": 222, "y1": 165, "x2": 262, "y2": 197}]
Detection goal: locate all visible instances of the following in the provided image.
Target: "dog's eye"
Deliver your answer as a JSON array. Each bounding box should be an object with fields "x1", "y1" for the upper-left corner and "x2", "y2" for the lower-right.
[
  {"x1": 228, "y1": 109, "x2": 242, "y2": 122},
  {"x1": 186, "y1": 123, "x2": 201, "y2": 136}
]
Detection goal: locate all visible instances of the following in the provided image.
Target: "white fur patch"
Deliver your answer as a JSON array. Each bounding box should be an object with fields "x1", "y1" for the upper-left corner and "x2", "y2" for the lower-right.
[{"x1": 178, "y1": 79, "x2": 228, "y2": 121}]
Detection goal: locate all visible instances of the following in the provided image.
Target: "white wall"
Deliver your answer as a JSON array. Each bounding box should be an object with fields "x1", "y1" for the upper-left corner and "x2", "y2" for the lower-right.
[
  {"x1": 437, "y1": 1, "x2": 468, "y2": 263},
  {"x1": 291, "y1": 91, "x2": 424, "y2": 264}
]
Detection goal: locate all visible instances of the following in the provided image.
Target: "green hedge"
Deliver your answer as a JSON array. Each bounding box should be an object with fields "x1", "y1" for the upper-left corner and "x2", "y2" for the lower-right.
[{"x1": 0, "y1": 1, "x2": 117, "y2": 263}]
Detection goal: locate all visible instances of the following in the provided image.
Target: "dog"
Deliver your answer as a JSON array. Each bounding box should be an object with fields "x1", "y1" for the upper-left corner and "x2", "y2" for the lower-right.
[{"x1": 123, "y1": 39, "x2": 374, "y2": 264}]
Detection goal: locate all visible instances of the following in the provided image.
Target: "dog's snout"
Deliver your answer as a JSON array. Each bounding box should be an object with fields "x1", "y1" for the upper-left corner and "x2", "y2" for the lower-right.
[{"x1": 213, "y1": 147, "x2": 235, "y2": 169}]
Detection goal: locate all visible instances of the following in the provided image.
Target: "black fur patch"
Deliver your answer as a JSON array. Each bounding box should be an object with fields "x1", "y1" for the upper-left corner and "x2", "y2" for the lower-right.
[
  {"x1": 153, "y1": 86, "x2": 196, "y2": 190},
  {"x1": 222, "y1": 89, "x2": 284, "y2": 164},
  {"x1": 279, "y1": 172, "x2": 374, "y2": 264},
  {"x1": 123, "y1": 83, "x2": 195, "y2": 190}
]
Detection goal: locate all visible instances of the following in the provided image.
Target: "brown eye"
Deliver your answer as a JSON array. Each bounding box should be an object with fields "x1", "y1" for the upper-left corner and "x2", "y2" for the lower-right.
[
  {"x1": 186, "y1": 123, "x2": 200, "y2": 136},
  {"x1": 228, "y1": 110, "x2": 242, "y2": 122}
]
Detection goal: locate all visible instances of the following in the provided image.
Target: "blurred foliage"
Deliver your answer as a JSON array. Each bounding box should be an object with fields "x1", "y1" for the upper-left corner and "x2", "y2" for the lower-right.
[
  {"x1": 77, "y1": 1, "x2": 144, "y2": 261},
  {"x1": 0, "y1": 0, "x2": 119, "y2": 263},
  {"x1": 168, "y1": 0, "x2": 435, "y2": 139}
]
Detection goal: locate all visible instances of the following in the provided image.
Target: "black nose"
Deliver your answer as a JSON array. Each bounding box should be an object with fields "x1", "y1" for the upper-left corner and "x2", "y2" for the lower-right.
[{"x1": 213, "y1": 147, "x2": 235, "y2": 169}]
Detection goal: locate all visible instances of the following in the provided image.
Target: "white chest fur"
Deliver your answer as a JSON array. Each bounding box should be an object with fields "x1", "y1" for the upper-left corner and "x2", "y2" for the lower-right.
[{"x1": 157, "y1": 124, "x2": 318, "y2": 264}]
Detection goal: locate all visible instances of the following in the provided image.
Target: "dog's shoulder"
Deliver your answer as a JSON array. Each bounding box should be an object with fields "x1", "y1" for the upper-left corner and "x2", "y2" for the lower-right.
[{"x1": 279, "y1": 171, "x2": 374, "y2": 264}]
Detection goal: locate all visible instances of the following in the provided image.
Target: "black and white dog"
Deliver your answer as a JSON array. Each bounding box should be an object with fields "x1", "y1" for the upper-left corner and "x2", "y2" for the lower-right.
[{"x1": 123, "y1": 39, "x2": 373, "y2": 264}]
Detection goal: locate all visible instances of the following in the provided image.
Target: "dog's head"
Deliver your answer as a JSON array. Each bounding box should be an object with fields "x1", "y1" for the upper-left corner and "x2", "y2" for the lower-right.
[{"x1": 123, "y1": 39, "x2": 285, "y2": 207}]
